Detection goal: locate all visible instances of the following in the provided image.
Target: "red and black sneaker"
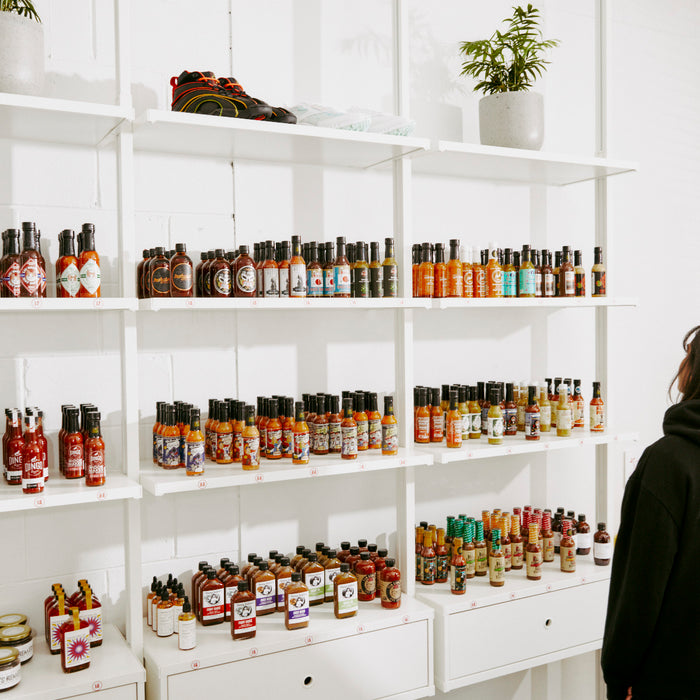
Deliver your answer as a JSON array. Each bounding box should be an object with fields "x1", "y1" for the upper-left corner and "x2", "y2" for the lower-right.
[
  {"x1": 266, "y1": 106, "x2": 297, "y2": 124},
  {"x1": 171, "y1": 70, "x2": 269, "y2": 119},
  {"x1": 217, "y1": 77, "x2": 274, "y2": 120}
]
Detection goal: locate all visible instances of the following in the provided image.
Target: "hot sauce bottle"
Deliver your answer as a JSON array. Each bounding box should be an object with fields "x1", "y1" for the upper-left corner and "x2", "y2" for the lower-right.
[
  {"x1": 542, "y1": 249, "x2": 555, "y2": 297},
  {"x1": 281, "y1": 572, "x2": 309, "y2": 630},
  {"x1": 149, "y1": 247, "x2": 170, "y2": 298},
  {"x1": 574, "y1": 250, "x2": 586, "y2": 297},
  {"x1": 472, "y1": 521, "x2": 486, "y2": 577},
  {"x1": 56, "y1": 230, "x2": 80, "y2": 298},
  {"x1": 367, "y1": 241, "x2": 382, "y2": 298},
  {"x1": 572, "y1": 379, "x2": 585, "y2": 429},
  {"x1": 486, "y1": 242, "x2": 503, "y2": 298},
  {"x1": 84, "y1": 413, "x2": 106, "y2": 487},
  {"x1": 169, "y1": 243, "x2": 193, "y2": 297},
  {"x1": 467, "y1": 386, "x2": 481, "y2": 439},
  {"x1": 1, "y1": 229, "x2": 21, "y2": 298},
  {"x1": 559, "y1": 246, "x2": 575, "y2": 297},
  {"x1": 526, "y1": 522, "x2": 542, "y2": 580},
  {"x1": 185, "y1": 408, "x2": 205, "y2": 476},
  {"x1": 591, "y1": 246, "x2": 606, "y2": 297},
  {"x1": 281, "y1": 397, "x2": 294, "y2": 459},
  {"x1": 333, "y1": 563, "x2": 358, "y2": 619},
  {"x1": 194, "y1": 251, "x2": 206, "y2": 296},
  {"x1": 503, "y1": 383, "x2": 517, "y2": 436},
  {"x1": 77, "y1": 224, "x2": 101, "y2": 298},
  {"x1": 5, "y1": 410, "x2": 23, "y2": 485},
  {"x1": 231, "y1": 581, "x2": 256, "y2": 640},
  {"x1": 560, "y1": 521, "x2": 576, "y2": 572},
  {"x1": 557, "y1": 384, "x2": 572, "y2": 437},
  {"x1": 332, "y1": 236, "x2": 350, "y2": 298},
  {"x1": 64, "y1": 408, "x2": 85, "y2": 479},
  {"x1": 364, "y1": 392, "x2": 381, "y2": 450},
  {"x1": 419, "y1": 529, "x2": 436, "y2": 585},
  {"x1": 418, "y1": 242, "x2": 434, "y2": 298},
  {"x1": 553, "y1": 250, "x2": 562, "y2": 297},
  {"x1": 265, "y1": 402, "x2": 282, "y2": 460},
  {"x1": 501, "y1": 247, "x2": 515, "y2": 298},
  {"x1": 524, "y1": 386, "x2": 540, "y2": 441},
  {"x1": 414, "y1": 388, "x2": 430, "y2": 444},
  {"x1": 445, "y1": 239, "x2": 463, "y2": 297},
  {"x1": 286, "y1": 235, "x2": 306, "y2": 298},
  {"x1": 590, "y1": 381, "x2": 605, "y2": 432},
  {"x1": 518, "y1": 245, "x2": 535, "y2": 298},
  {"x1": 353, "y1": 393, "x2": 369, "y2": 452},
  {"x1": 159, "y1": 406, "x2": 179, "y2": 469},
  {"x1": 449, "y1": 537, "x2": 467, "y2": 594},
  {"x1": 380, "y1": 237, "x2": 398, "y2": 298},
  {"x1": 61, "y1": 607, "x2": 90, "y2": 674},
  {"x1": 594, "y1": 522, "x2": 612, "y2": 565},
  {"x1": 352, "y1": 241, "x2": 369, "y2": 298},
  {"x1": 19, "y1": 224, "x2": 43, "y2": 298},
  {"x1": 328, "y1": 395, "x2": 342, "y2": 454},
  {"x1": 576, "y1": 514, "x2": 591, "y2": 555},
  {"x1": 252, "y1": 561, "x2": 276, "y2": 616},
  {"x1": 292, "y1": 401, "x2": 310, "y2": 465},
  {"x1": 341, "y1": 398, "x2": 358, "y2": 460},
  {"x1": 231, "y1": 245, "x2": 255, "y2": 297},
  {"x1": 433, "y1": 243, "x2": 447, "y2": 298},
  {"x1": 320, "y1": 241, "x2": 335, "y2": 297},
  {"x1": 34, "y1": 408, "x2": 48, "y2": 482},
  {"x1": 242, "y1": 405, "x2": 260, "y2": 470},
  {"x1": 435, "y1": 527, "x2": 449, "y2": 583},
  {"x1": 487, "y1": 388, "x2": 504, "y2": 445},
  {"x1": 428, "y1": 387, "x2": 443, "y2": 443},
  {"x1": 538, "y1": 383, "x2": 551, "y2": 432},
  {"x1": 534, "y1": 250, "x2": 543, "y2": 297},
  {"x1": 542, "y1": 513, "x2": 555, "y2": 562},
  {"x1": 208, "y1": 248, "x2": 230, "y2": 297},
  {"x1": 510, "y1": 515, "x2": 524, "y2": 570},
  {"x1": 457, "y1": 245, "x2": 471, "y2": 298},
  {"x1": 446, "y1": 390, "x2": 462, "y2": 448},
  {"x1": 489, "y1": 531, "x2": 505, "y2": 587},
  {"x1": 470, "y1": 246, "x2": 485, "y2": 297},
  {"x1": 21, "y1": 413, "x2": 43, "y2": 494}
]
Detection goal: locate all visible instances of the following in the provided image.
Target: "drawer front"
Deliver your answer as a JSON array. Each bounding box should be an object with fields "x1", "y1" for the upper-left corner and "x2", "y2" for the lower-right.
[
  {"x1": 448, "y1": 580, "x2": 609, "y2": 680},
  {"x1": 73, "y1": 684, "x2": 139, "y2": 700},
  {"x1": 167, "y1": 621, "x2": 431, "y2": 700}
]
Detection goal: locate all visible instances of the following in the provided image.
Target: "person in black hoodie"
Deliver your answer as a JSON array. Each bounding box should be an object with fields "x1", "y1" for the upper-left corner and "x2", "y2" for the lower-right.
[{"x1": 602, "y1": 324, "x2": 700, "y2": 699}]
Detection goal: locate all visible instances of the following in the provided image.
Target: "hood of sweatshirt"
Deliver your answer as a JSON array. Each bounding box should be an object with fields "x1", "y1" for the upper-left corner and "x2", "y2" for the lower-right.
[{"x1": 662, "y1": 399, "x2": 700, "y2": 445}]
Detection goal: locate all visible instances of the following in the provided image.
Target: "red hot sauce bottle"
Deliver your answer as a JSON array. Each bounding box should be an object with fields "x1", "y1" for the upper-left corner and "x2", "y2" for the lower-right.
[
  {"x1": 56, "y1": 229, "x2": 81, "y2": 298},
  {"x1": 84, "y1": 413, "x2": 106, "y2": 487},
  {"x1": 77, "y1": 224, "x2": 101, "y2": 298},
  {"x1": 1, "y1": 229, "x2": 21, "y2": 298},
  {"x1": 19, "y1": 223, "x2": 43, "y2": 298},
  {"x1": 21, "y1": 413, "x2": 43, "y2": 494}
]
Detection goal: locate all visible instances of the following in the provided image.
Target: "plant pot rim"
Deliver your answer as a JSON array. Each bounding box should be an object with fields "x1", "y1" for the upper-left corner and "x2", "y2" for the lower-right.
[{"x1": 480, "y1": 90, "x2": 543, "y2": 100}]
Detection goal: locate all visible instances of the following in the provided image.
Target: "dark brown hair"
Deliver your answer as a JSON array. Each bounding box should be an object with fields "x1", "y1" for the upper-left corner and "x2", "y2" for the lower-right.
[{"x1": 670, "y1": 325, "x2": 700, "y2": 402}]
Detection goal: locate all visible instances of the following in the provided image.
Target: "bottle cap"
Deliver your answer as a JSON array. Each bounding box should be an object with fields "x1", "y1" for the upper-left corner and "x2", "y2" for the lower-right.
[
  {"x1": 340, "y1": 541, "x2": 350, "y2": 550},
  {"x1": 340, "y1": 563, "x2": 350, "y2": 572},
  {"x1": 349, "y1": 547, "x2": 359, "y2": 555},
  {"x1": 237, "y1": 581, "x2": 248, "y2": 592},
  {"x1": 175, "y1": 243, "x2": 186, "y2": 253},
  {"x1": 258, "y1": 562, "x2": 269, "y2": 571},
  {"x1": 360, "y1": 552, "x2": 370, "y2": 560},
  {"x1": 598, "y1": 522, "x2": 606, "y2": 530},
  {"x1": 307, "y1": 554, "x2": 317, "y2": 562}
]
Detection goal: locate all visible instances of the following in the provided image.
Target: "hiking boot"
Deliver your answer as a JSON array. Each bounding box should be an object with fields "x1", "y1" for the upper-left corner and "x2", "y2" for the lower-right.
[
  {"x1": 171, "y1": 70, "x2": 259, "y2": 118},
  {"x1": 217, "y1": 77, "x2": 274, "y2": 120}
]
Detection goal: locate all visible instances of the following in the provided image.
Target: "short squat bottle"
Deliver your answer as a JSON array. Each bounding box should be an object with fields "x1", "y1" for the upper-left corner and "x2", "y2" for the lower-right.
[
  {"x1": 333, "y1": 563, "x2": 358, "y2": 619},
  {"x1": 231, "y1": 581, "x2": 256, "y2": 640},
  {"x1": 284, "y1": 573, "x2": 310, "y2": 630}
]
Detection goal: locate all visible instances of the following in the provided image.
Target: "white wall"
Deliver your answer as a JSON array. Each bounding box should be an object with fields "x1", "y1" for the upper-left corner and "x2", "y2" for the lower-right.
[{"x1": 3, "y1": 1, "x2": 699, "y2": 699}]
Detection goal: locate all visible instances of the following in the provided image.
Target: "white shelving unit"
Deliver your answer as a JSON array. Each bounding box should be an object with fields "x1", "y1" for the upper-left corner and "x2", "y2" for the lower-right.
[{"x1": 1, "y1": 0, "x2": 635, "y2": 698}]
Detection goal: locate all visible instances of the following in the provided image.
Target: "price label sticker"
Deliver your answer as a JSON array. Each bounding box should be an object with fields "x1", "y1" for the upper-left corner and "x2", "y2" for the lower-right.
[
  {"x1": 309, "y1": 467, "x2": 319, "y2": 477},
  {"x1": 579, "y1": 440, "x2": 585, "y2": 447},
  {"x1": 359, "y1": 463, "x2": 367, "y2": 471},
  {"x1": 544, "y1": 443, "x2": 550, "y2": 449},
  {"x1": 31, "y1": 299, "x2": 40, "y2": 308},
  {"x1": 356, "y1": 624, "x2": 366, "y2": 634},
  {"x1": 197, "y1": 480, "x2": 207, "y2": 490},
  {"x1": 191, "y1": 660, "x2": 201, "y2": 670},
  {"x1": 510, "y1": 592, "x2": 516, "y2": 600},
  {"x1": 580, "y1": 577, "x2": 587, "y2": 584},
  {"x1": 305, "y1": 299, "x2": 311, "y2": 306},
  {"x1": 467, "y1": 452, "x2": 474, "y2": 459},
  {"x1": 92, "y1": 681, "x2": 103, "y2": 691},
  {"x1": 399, "y1": 458, "x2": 406, "y2": 466},
  {"x1": 470, "y1": 601, "x2": 477, "y2": 609},
  {"x1": 507, "y1": 448, "x2": 513, "y2": 455},
  {"x1": 546, "y1": 584, "x2": 552, "y2": 592},
  {"x1": 249, "y1": 648, "x2": 258, "y2": 657},
  {"x1": 96, "y1": 491, "x2": 107, "y2": 501},
  {"x1": 93, "y1": 298, "x2": 103, "y2": 308},
  {"x1": 33, "y1": 497, "x2": 45, "y2": 507},
  {"x1": 254, "y1": 474, "x2": 264, "y2": 483},
  {"x1": 402, "y1": 615, "x2": 410, "y2": 624},
  {"x1": 186, "y1": 299, "x2": 193, "y2": 307},
  {"x1": 305, "y1": 635, "x2": 313, "y2": 645},
  {"x1": 251, "y1": 300, "x2": 257, "y2": 306}
]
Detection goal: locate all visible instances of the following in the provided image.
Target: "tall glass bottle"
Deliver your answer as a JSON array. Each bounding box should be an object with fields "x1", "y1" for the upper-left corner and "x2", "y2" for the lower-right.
[
  {"x1": 487, "y1": 387, "x2": 504, "y2": 445},
  {"x1": 1, "y1": 230, "x2": 20, "y2": 298},
  {"x1": 525, "y1": 522, "x2": 542, "y2": 581},
  {"x1": 232, "y1": 245, "x2": 256, "y2": 297},
  {"x1": 591, "y1": 246, "x2": 606, "y2": 297},
  {"x1": 418, "y1": 242, "x2": 434, "y2": 298},
  {"x1": 461, "y1": 245, "x2": 473, "y2": 298},
  {"x1": 518, "y1": 245, "x2": 535, "y2": 298},
  {"x1": 333, "y1": 236, "x2": 351, "y2": 298},
  {"x1": 559, "y1": 246, "x2": 575, "y2": 297},
  {"x1": 288, "y1": 235, "x2": 306, "y2": 298},
  {"x1": 56, "y1": 230, "x2": 80, "y2": 298},
  {"x1": 445, "y1": 390, "x2": 462, "y2": 448},
  {"x1": 170, "y1": 243, "x2": 193, "y2": 297},
  {"x1": 305, "y1": 242, "x2": 323, "y2": 297},
  {"x1": 590, "y1": 381, "x2": 605, "y2": 432},
  {"x1": 149, "y1": 247, "x2": 170, "y2": 298},
  {"x1": 322, "y1": 241, "x2": 335, "y2": 297},
  {"x1": 77, "y1": 224, "x2": 100, "y2": 298},
  {"x1": 471, "y1": 246, "x2": 486, "y2": 298},
  {"x1": 19, "y1": 224, "x2": 43, "y2": 298},
  {"x1": 353, "y1": 241, "x2": 369, "y2": 298},
  {"x1": 341, "y1": 398, "x2": 358, "y2": 460},
  {"x1": 292, "y1": 401, "x2": 310, "y2": 465},
  {"x1": 242, "y1": 405, "x2": 260, "y2": 470},
  {"x1": 557, "y1": 384, "x2": 572, "y2": 437},
  {"x1": 503, "y1": 383, "x2": 517, "y2": 436},
  {"x1": 574, "y1": 250, "x2": 586, "y2": 297},
  {"x1": 433, "y1": 243, "x2": 447, "y2": 298},
  {"x1": 524, "y1": 386, "x2": 540, "y2": 441},
  {"x1": 486, "y1": 242, "x2": 503, "y2": 298},
  {"x1": 381, "y1": 237, "x2": 398, "y2": 298},
  {"x1": 84, "y1": 412, "x2": 106, "y2": 487},
  {"x1": 446, "y1": 239, "x2": 463, "y2": 297},
  {"x1": 381, "y1": 395, "x2": 398, "y2": 455},
  {"x1": 502, "y1": 248, "x2": 516, "y2": 298}
]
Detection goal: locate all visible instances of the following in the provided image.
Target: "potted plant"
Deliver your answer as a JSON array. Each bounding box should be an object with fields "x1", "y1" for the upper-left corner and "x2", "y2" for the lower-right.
[
  {"x1": 0, "y1": 0, "x2": 43, "y2": 96},
  {"x1": 459, "y1": 4, "x2": 558, "y2": 150}
]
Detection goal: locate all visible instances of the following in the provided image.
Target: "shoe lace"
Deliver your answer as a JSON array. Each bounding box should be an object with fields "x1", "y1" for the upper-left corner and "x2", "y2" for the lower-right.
[
  {"x1": 198, "y1": 74, "x2": 229, "y2": 94},
  {"x1": 222, "y1": 79, "x2": 248, "y2": 97}
]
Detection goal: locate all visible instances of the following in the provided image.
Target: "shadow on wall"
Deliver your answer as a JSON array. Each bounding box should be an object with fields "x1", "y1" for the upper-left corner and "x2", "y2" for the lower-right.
[{"x1": 341, "y1": 9, "x2": 469, "y2": 141}]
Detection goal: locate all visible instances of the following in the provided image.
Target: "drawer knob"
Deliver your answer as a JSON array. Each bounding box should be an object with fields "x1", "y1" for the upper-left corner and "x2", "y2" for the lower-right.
[
  {"x1": 545, "y1": 618, "x2": 553, "y2": 629},
  {"x1": 304, "y1": 676, "x2": 314, "y2": 688}
]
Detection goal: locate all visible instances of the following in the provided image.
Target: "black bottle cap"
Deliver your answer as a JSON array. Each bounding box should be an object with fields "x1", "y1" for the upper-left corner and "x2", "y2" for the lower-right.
[
  {"x1": 327, "y1": 549, "x2": 337, "y2": 558},
  {"x1": 385, "y1": 558, "x2": 395, "y2": 567},
  {"x1": 449, "y1": 390, "x2": 458, "y2": 410},
  {"x1": 360, "y1": 552, "x2": 370, "y2": 560},
  {"x1": 349, "y1": 547, "x2": 360, "y2": 555},
  {"x1": 340, "y1": 541, "x2": 350, "y2": 550},
  {"x1": 302, "y1": 549, "x2": 311, "y2": 557},
  {"x1": 207, "y1": 571, "x2": 216, "y2": 579},
  {"x1": 598, "y1": 522, "x2": 606, "y2": 530},
  {"x1": 291, "y1": 572, "x2": 301, "y2": 582},
  {"x1": 340, "y1": 563, "x2": 350, "y2": 572},
  {"x1": 368, "y1": 543, "x2": 377, "y2": 553},
  {"x1": 259, "y1": 562, "x2": 269, "y2": 571},
  {"x1": 307, "y1": 554, "x2": 317, "y2": 562},
  {"x1": 431, "y1": 387, "x2": 440, "y2": 407},
  {"x1": 280, "y1": 557, "x2": 290, "y2": 566},
  {"x1": 378, "y1": 548, "x2": 388, "y2": 558},
  {"x1": 358, "y1": 539, "x2": 367, "y2": 547},
  {"x1": 237, "y1": 581, "x2": 248, "y2": 592},
  {"x1": 220, "y1": 557, "x2": 230, "y2": 568},
  {"x1": 248, "y1": 553, "x2": 258, "y2": 563},
  {"x1": 578, "y1": 514, "x2": 586, "y2": 521},
  {"x1": 175, "y1": 243, "x2": 186, "y2": 253},
  {"x1": 296, "y1": 545, "x2": 305, "y2": 555},
  {"x1": 227, "y1": 564, "x2": 240, "y2": 575},
  {"x1": 155, "y1": 246, "x2": 166, "y2": 255},
  {"x1": 315, "y1": 542, "x2": 325, "y2": 551}
]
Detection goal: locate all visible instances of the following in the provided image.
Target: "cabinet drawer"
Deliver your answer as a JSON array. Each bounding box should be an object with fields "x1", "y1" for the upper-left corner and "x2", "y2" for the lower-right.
[
  {"x1": 447, "y1": 580, "x2": 608, "y2": 682},
  {"x1": 166, "y1": 620, "x2": 431, "y2": 700}
]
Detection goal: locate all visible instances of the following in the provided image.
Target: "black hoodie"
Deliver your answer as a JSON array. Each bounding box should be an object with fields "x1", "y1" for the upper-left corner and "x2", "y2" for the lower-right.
[{"x1": 602, "y1": 400, "x2": 700, "y2": 699}]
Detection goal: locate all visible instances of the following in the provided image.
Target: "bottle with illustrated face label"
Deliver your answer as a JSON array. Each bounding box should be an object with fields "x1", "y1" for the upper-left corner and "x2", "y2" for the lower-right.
[
  {"x1": 333, "y1": 564, "x2": 358, "y2": 618},
  {"x1": 285, "y1": 573, "x2": 309, "y2": 630},
  {"x1": 231, "y1": 581, "x2": 256, "y2": 640}
]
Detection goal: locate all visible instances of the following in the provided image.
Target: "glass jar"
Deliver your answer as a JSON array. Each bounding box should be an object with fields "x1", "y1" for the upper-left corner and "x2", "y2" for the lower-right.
[
  {"x1": 0, "y1": 626, "x2": 33, "y2": 664},
  {"x1": 0, "y1": 648, "x2": 20, "y2": 692},
  {"x1": 0, "y1": 615, "x2": 26, "y2": 629}
]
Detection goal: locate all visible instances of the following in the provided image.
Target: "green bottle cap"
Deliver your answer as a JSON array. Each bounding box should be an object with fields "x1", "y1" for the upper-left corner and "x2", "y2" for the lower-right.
[{"x1": 476, "y1": 521, "x2": 484, "y2": 541}]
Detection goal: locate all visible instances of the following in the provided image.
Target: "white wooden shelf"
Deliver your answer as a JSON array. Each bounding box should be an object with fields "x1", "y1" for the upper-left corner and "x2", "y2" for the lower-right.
[
  {"x1": 132, "y1": 109, "x2": 430, "y2": 169},
  {"x1": 0, "y1": 93, "x2": 132, "y2": 147},
  {"x1": 5, "y1": 624, "x2": 145, "y2": 700},
  {"x1": 142, "y1": 595, "x2": 432, "y2": 673},
  {"x1": 419, "y1": 430, "x2": 638, "y2": 465},
  {"x1": 139, "y1": 297, "x2": 430, "y2": 311},
  {"x1": 416, "y1": 556, "x2": 610, "y2": 615},
  {"x1": 412, "y1": 139, "x2": 637, "y2": 186},
  {"x1": 140, "y1": 448, "x2": 432, "y2": 496},
  {"x1": 0, "y1": 298, "x2": 137, "y2": 312},
  {"x1": 429, "y1": 297, "x2": 637, "y2": 310},
  {"x1": 0, "y1": 472, "x2": 142, "y2": 513}
]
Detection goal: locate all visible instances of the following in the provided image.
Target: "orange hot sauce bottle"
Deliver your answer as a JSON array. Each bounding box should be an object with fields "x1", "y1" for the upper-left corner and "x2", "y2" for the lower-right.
[
  {"x1": 433, "y1": 243, "x2": 447, "y2": 298},
  {"x1": 381, "y1": 395, "x2": 398, "y2": 455},
  {"x1": 590, "y1": 381, "x2": 605, "y2": 432},
  {"x1": 314, "y1": 395, "x2": 330, "y2": 455},
  {"x1": 340, "y1": 398, "x2": 358, "y2": 460},
  {"x1": 430, "y1": 387, "x2": 444, "y2": 443},
  {"x1": 472, "y1": 247, "x2": 486, "y2": 298},
  {"x1": 525, "y1": 522, "x2": 542, "y2": 581},
  {"x1": 265, "y1": 402, "x2": 283, "y2": 460},
  {"x1": 281, "y1": 397, "x2": 294, "y2": 459},
  {"x1": 21, "y1": 413, "x2": 43, "y2": 494},
  {"x1": 379, "y1": 557, "x2": 401, "y2": 609},
  {"x1": 446, "y1": 239, "x2": 463, "y2": 297},
  {"x1": 242, "y1": 405, "x2": 261, "y2": 470},
  {"x1": 414, "y1": 388, "x2": 430, "y2": 444},
  {"x1": 292, "y1": 401, "x2": 310, "y2": 465},
  {"x1": 367, "y1": 392, "x2": 382, "y2": 451},
  {"x1": 486, "y1": 243, "x2": 503, "y2": 298},
  {"x1": 353, "y1": 393, "x2": 369, "y2": 452},
  {"x1": 231, "y1": 402, "x2": 244, "y2": 463},
  {"x1": 56, "y1": 229, "x2": 80, "y2": 298},
  {"x1": 258, "y1": 399, "x2": 269, "y2": 459},
  {"x1": 411, "y1": 245, "x2": 420, "y2": 297},
  {"x1": 418, "y1": 243, "x2": 434, "y2": 298},
  {"x1": 461, "y1": 245, "x2": 474, "y2": 298},
  {"x1": 185, "y1": 408, "x2": 205, "y2": 477}
]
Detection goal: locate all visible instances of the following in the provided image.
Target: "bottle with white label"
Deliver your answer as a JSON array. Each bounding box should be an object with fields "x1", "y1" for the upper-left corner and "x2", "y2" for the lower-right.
[
  {"x1": 576, "y1": 514, "x2": 592, "y2": 555},
  {"x1": 231, "y1": 581, "x2": 256, "y2": 640},
  {"x1": 178, "y1": 598, "x2": 196, "y2": 650},
  {"x1": 594, "y1": 522, "x2": 612, "y2": 565},
  {"x1": 77, "y1": 223, "x2": 101, "y2": 298},
  {"x1": 333, "y1": 563, "x2": 358, "y2": 619},
  {"x1": 56, "y1": 229, "x2": 80, "y2": 298},
  {"x1": 253, "y1": 562, "x2": 276, "y2": 615},
  {"x1": 200, "y1": 571, "x2": 225, "y2": 626},
  {"x1": 556, "y1": 384, "x2": 572, "y2": 437},
  {"x1": 289, "y1": 235, "x2": 307, "y2": 298},
  {"x1": 323, "y1": 549, "x2": 341, "y2": 603},
  {"x1": 284, "y1": 573, "x2": 310, "y2": 630},
  {"x1": 156, "y1": 595, "x2": 174, "y2": 637}
]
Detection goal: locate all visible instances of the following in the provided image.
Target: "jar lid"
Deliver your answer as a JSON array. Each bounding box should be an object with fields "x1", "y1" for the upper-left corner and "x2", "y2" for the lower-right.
[
  {"x1": 0, "y1": 625, "x2": 31, "y2": 642},
  {"x1": 0, "y1": 647, "x2": 18, "y2": 664},
  {"x1": 0, "y1": 614, "x2": 26, "y2": 628}
]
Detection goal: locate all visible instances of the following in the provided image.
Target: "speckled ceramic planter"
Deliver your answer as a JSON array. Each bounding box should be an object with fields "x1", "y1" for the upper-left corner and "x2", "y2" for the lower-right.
[
  {"x1": 479, "y1": 91, "x2": 544, "y2": 150},
  {"x1": 0, "y1": 12, "x2": 44, "y2": 96}
]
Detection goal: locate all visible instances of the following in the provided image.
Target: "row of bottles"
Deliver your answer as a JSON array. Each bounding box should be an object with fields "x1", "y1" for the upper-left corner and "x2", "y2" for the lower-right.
[
  {"x1": 416, "y1": 509, "x2": 611, "y2": 593},
  {"x1": 2, "y1": 405, "x2": 106, "y2": 490},
  {"x1": 413, "y1": 379, "x2": 605, "y2": 446},
  {"x1": 137, "y1": 237, "x2": 399, "y2": 299},
  {"x1": 412, "y1": 242, "x2": 606, "y2": 299},
  {"x1": 147, "y1": 540, "x2": 402, "y2": 648},
  {"x1": 151, "y1": 392, "x2": 399, "y2": 474},
  {"x1": 0, "y1": 222, "x2": 101, "y2": 298}
]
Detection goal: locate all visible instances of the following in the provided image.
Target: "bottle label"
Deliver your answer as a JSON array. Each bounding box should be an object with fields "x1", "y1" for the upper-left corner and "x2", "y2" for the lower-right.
[
  {"x1": 266, "y1": 428, "x2": 282, "y2": 457},
  {"x1": 590, "y1": 405, "x2": 605, "y2": 431},
  {"x1": 282, "y1": 428, "x2": 293, "y2": 457},
  {"x1": 156, "y1": 606, "x2": 174, "y2": 636},
  {"x1": 255, "y1": 579, "x2": 276, "y2": 611},
  {"x1": 368, "y1": 418, "x2": 381, "y2": 449},
  {"x1": 470, "y1": 412, "x2": 481, "y2": 434},
  {"x1": 475, "y1": 546, "x2": 488, "y2": 573},
  {"x1": 6, "y1": 449, "x2": 22, "y2": 481},
  {"x1": 304, "y1": 571, "x2": 325, "y2": 602},
  {"x1": 333, "y1": 264, "x2": 351, "y2": 295},
  {"x1": 543, "y1": 536, "x2": 554, "y2": 562},
  {"x1": 525, "y1": 412, "x2": 540, "y2": 438},
  {"x1": 233, "y1": 431, "x2": 244, "y2": 460},
  {"x1": 460, "y1": 411, "x2": 470, "y2": 439},
  {"x1": 62, "y1": 626, "x2": 91, "y2": 669},
  {"x1": 592, "y1": 269, "x2": 606, "y2": 296},
  {"x1": 463, "y1": 267, "x2": 474, "y2": 297},
  {"x1": 287, "y1": 590, "x2": 310, "y2": 622},
  {"x1": 503, "y1": 407, "x2": 517, "y2": 434},
  {"x1": 379, "y1": 578, "x2": 402, "y2": 603},
  {"x1": 489, "y1": 555, "x2": 505, "y2": 582},
  {"x1": 178, "y1": 617, "x2": 196, "y2": 650},
  {"x1": 308, "y1": 422, "x2": 317, "y2": 453},
  {"x1": 289, "y1": 263, "x2": 307, "y2": 297},
  {"x1": 225, "y1": 583, "x2": 238, "y2": 615},
  {"x1": 446, "y1": 416, "x2": 462, "y2": 446},
  {"x1": 437, "y1": 555, "x2": 449, "y2": 581},
  {"x1": 575, "y1": 272, "x2": 586, "y2": 296},
  {"x1": 324, "y1": 566, "x2": 340, "y2": 597},
  {"x1": 480, "y1": 406, "x2": 489, "y2": 433},
  {"x1": 449, "y1": 563, "x2": 467, "y2": 591},
  {"x1": 577, "y1": 532, "x2": 592, "y2": 550},
  {"x1": 20, "y1": 258, "x2": 39, "y2": 295},
  {"x1": 65, "y1": 444, "x2": 85, "y2": 476},
  {"x1": 49, "y1": 613, "x2": 71, "y2": 651},
  {"x1": 293, "y1": 432, "x2": 310, "y2": 462},
  {"x1": 560, "y1": 544, "x2": 576, "y2": 572},
  {"x1": 518, "y1": 268, "x2": 535, "y2": 296},
  {"x1": 329, "y1": 422, "x2": 342, "y2": 452},
  {"x1": 381, "y1": 423, "x2": 397, "y2": 453},
  {"x1": 262, "y1": 268, "x2": 278, "y2": 297},
  {"x1": 307, "y1": 267, "x2": 323, "y2": 297},
  {"x1": 171, "y1": 262, "x2": 193, "y2": 292},
  {"x1": 526, "y1": 549, "x2": 542, "y2": 578},
  {"x1": 162, "y1": 436, "x2": 180, "y2": 467},
  {"x1": 421, "y1": 556, "x2": 436, "y2": 583},
  {"x1": 323, "y1": 268, "x2": 335, "y2": 297},
  {"x1": 563, "y1": 270, "x2": 575, "y2": 295},
  {"x1": 554, "y1": 530, "x2": 562, "y2": 549},
  {"x1": 212, "y1": 267, "x2": 230, "y2": 296},
  {"x1": 557, "y1": 409, "x2": 572, "y2": 433},
  {"x1": 86, "y1": 449, "x2": 105, "y2": 480},
  {"x1": 279, "y1": 267, "x2": 289, "y2": 297},
  {"x1": 151, "y1": 267, "x2": 170, "y2": 295},
  {"x1": 415, "y1": 415, "x2": 430, "y2": 442},
  {"x1": 315, "y1": 422, "x2": 329, "y2": 452},
  {"x1": 201, "y1": 588, "x2": 224, "y2": 620},
  {"x1": 544, "y1": 272, "x2": 555, "y2": 296},
  {"x1": 573, "y1": 400, "x2": 585, "y2": 427},
  {"x1": 243, "y1": 436, "x2": 260, "y2": 467},
  {"x1": 255, "y1": 266, "x2": 263, "y2": 297},
  {"x1": 370, "y1": 266, "x2": 383, "y2": 298},
  {"x1": 232, "y1": 600, "x2": 256, "y2": 634},
  {"x1": 594, "y1": 542, "x2": 612, "y2": 560},
  {"x1": 276, "y1": 574, "x2": 292, "y2": 605},
  {"x1": 487, "y1": 416, "x2": 504, "y2": 440},
  {"x1": 236, "y1": 264, "x2": 256, "y2": 294},
  {"x1": 353, "y1": 267, "x2": 369, "y2": 298},
  {"x1": 356, "y1": 419, "x2": 369, "y2": 450},
  {"x1": 186, "y1": 440, "x2": 205, "y2": 474},
  {"x1": 540, "y1": 405, "x2": 551, "y2": 429},
  {"x1": 336, "y1": 581, "x2": 358, "y2": 614},
  {"x1": 503, "y1": 269, "x2": 516, "y2": 297},
  {"x1": 535, "y1": 272, "x2": 542, "y2": 296},
  {"x1": 511, "y1": 542, "x2": 524, "y2": 568},
  {"x1": 2, "y1": 260, "x2": 20, "y2": 297},
  {"x1": 60, "y1": 262, "x2": 81, "y2": 297},
  {"x1": 80, "y1": 258, "x2": 101, "y2": 295},
  {"x1": 357, "y1": 571, "x2": 376, "y2": 597},
  {"x1": 341, "y1": 425, "x2": 358, "y2": 456}
]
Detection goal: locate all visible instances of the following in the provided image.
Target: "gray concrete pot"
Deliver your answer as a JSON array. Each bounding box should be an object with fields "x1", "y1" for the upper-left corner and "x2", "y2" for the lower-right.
[
  {"x1": 479, "y1": 91, "x2": 544, "y2": 150},
  {"x1": 0, "y1": 12, "x2": 44, "y2": 96}
]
